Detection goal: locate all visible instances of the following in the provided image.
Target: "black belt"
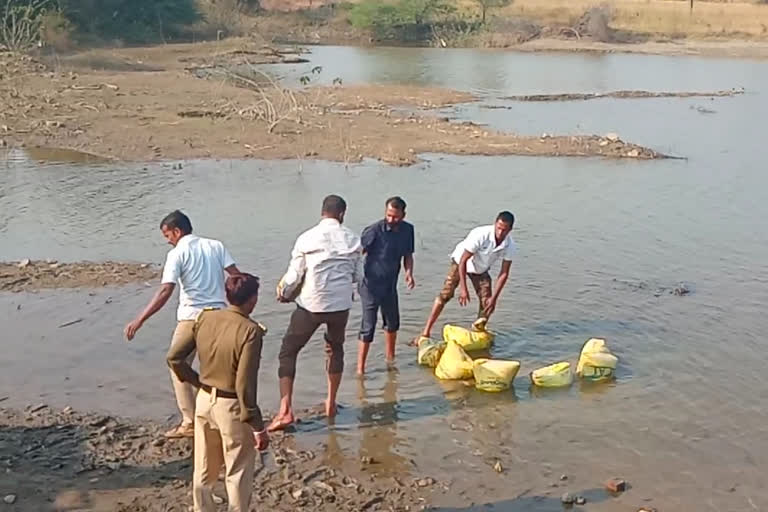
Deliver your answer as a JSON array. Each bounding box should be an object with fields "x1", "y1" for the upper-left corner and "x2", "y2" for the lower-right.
[{"x1": 200, "y1": 383, "x2": 237, "y2": 399}]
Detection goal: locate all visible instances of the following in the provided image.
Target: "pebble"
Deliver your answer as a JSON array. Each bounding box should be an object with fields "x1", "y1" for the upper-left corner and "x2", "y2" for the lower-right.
[
  {"x1": 575, "y1": 496, "x2": 587, "y2": 505},
  {"x1": 605, "y1": 478, "x2": 627, "y2": 493},
  {"x1": 62, "y1": 406, "x2": 73, "y2": 414},
  {"x1": 493, "y1": 461, "x2": 503, "y2": 473},
  {"x1": 18, "y1": 258, "x2": 30, "y2": 268},
  {"x1": 560, "y1": 474, "x2": 568, "y2": 481},
  {"x1": 604, "y1": 132, "x2": 620, "y2": 142},
  {"x1": 416, "y1": 477, "x2": 435, "y2": 488},
  {"x1": 3, "y1": 495, "x2": 16, "y2": 504},
  {"x1": 561, "y1": 492, "x2": 575, "y2": 504}
]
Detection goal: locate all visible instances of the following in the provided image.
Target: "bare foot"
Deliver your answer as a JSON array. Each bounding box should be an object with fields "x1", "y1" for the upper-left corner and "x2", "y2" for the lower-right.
[
  {"x1": 267, "y1": 413, "x2": 295, "y2": 432},
  {"x1": 325, "y1": 400, "x2": 337, "y2": 418}
]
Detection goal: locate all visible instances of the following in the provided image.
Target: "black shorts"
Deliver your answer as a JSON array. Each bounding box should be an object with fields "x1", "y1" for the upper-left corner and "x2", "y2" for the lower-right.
[{"x1": 359, "y1": 282, "x2": 400, "y2": 343}]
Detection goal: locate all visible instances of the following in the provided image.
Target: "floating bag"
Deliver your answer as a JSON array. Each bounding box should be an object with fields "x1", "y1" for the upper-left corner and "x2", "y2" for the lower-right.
[
  {"x1": 417, "y1": 336, "x2": 447, "y2": 368},
  {"x1": 473, "y1": 358, "x2": 520, "y2": 392},
  {"x1": 435, "y1": 341, "x2": 474, "y2": 380},
  {"x1": 576, "y1": 338, "x2": 618, "y2": 382},
  {"x1": 442, "y1": 324, "x2": 494, "y2": 352},
  {"x1": 530, "y1": 362, "x2": 573, "y2": 388}
]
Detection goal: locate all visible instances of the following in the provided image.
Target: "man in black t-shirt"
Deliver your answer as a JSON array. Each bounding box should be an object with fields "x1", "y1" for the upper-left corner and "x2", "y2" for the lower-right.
[{"x1": 357, "y1": 196, "x2": 415, "y2": 376}]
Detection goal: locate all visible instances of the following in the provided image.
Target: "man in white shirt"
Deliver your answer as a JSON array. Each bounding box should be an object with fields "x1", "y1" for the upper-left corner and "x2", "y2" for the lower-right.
[
  {"x1": 419, "y1": 211, "x2": 516, "y2": 340},
  {"x1": 269, "y1": 195, "x2": 362, "y2": 431},
  {"x1": 124, "y1": 210, "x2": 240, "y2": 439}
]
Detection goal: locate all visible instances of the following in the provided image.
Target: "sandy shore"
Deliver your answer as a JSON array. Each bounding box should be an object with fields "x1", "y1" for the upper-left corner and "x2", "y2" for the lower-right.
[
  {"x1": 1, "y1": 40, "x2": 670, "y2": 166},
  {"x1": 0, "y1": 405, "x2": 435, "y2": 511}
]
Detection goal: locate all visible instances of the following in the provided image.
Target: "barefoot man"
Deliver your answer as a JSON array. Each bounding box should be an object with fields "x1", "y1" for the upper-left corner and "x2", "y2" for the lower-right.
[
  {"x1": 269, "y1": 195, "x2": 362, "y2": 431},
  {"x1": 167, "y1": 273, "x2": 269, "y2": 512},
  {"x1": 419, "y1": 211, "x2": 516, "y2": 340},
  {"x1": 125, "y1": 210, "x2": 240, "y2": 439},
  {"x1": 357, "y1": 196, "x2": 415, "y2": 375}
]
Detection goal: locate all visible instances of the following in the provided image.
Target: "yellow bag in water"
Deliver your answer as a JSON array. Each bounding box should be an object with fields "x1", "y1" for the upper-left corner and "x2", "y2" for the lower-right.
[
  {"x1": 530, "y1": 362, "x2": 573, "y2": 388},
  {"x1": 442, "y1": 324, "x2": 494, "y2": 352},
  {"x1": 473, "y1": 358, "x2": 520, "y2": 392},
  {"x1": 417, "y1": 336, "x2": 447, "y2": 368},
  {"x1": 576, "y1": 338, "x2": 618, "y2": 382},
  {"x1": 435, "y1": 341, "x2": 474, "y2": 380}
]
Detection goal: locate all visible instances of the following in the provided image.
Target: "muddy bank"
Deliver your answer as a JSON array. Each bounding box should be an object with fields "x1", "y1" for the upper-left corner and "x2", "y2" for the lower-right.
[
  {"x1": 1, "y1": 42, "x2": 669, "y2": 165},
  {"x1": 0, "y1": 405, "x2": 434, "y2": 512},
  {"x1": 501, "y1": 88, "x2": 745, "y2": 102},
  {"x1": 0, "y1": 261, "x2": 158, "y2": 292}
]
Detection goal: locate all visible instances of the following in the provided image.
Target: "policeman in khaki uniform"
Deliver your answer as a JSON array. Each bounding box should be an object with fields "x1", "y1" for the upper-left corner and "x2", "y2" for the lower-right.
[{"x1": 167, "y1": 273, "x2": 269, "y2": 512}]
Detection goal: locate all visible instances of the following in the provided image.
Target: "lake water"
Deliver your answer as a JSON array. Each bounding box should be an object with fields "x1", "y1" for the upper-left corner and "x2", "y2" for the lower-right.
[{"x1": 2, "y1": 46, "x2": 768, "y2": 511}]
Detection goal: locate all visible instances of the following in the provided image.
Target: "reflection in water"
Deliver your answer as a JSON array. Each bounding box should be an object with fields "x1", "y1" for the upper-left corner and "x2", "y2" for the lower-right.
[{"x1": 356, "y1": 372, "x2": 410, "y2": 476}]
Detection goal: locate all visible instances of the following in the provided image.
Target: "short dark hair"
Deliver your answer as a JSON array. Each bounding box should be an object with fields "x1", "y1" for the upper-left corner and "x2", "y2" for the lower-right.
[
  {"x1": 160, "y1": 210, "x2": 193, "y2": 234},
  {"x1": 225, "y1": 273, "x2": 260, "y2": 306},
  {"x1": 386, "y1": 196, "x2": 407, "y2": 212},
  {"x1": 496, "y1": 211, "x2": 515, "y2": 227},
  {"x1": 322, "y1": 195, "x2": 347, "y2": 217}
]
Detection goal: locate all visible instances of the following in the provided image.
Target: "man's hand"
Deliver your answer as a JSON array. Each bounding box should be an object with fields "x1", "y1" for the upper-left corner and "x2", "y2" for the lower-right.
[
  {"x1": 254, "y1": 429, "x2": 270, "y2": 451},
  {"x1": 276, "y1": 294, "x2": 290, "y2": 304},
  {"x1": 483, "y1": 297, "x2": 497, "y2": 317},
  {"x1": 458, "y1": 286, "x2": 470, "y2": 306},
  {"x1": 124, "y1": 318, "x2": 143, "y2": 341},
  {"x1": 405, "y1": 272, "x2": 415, "y2": 290}
]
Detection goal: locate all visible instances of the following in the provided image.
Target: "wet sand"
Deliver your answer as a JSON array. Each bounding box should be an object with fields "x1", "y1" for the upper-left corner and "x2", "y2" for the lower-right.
[
  {"x1": 0, "y1": 261, "x2": 158, "y2": 293},
  {"x1": 1, "y1": 42, "x2": 668, "y2": 165}
]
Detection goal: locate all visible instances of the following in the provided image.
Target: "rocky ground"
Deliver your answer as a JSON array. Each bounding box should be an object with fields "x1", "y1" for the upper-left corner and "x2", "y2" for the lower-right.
[
  {"x1": 0, "y1": 261, "x2": 159, "y2": 293},
  {"x1": 1, "y1": 40, "x2": 669, "y2": 166},
  {"x1": 0, "y1": 405, "x2": 437, "y2": 512}
]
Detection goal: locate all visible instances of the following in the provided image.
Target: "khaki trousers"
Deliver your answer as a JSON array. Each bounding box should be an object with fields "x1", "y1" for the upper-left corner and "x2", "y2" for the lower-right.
[
  {"x1": 169, "y1": 321, "x2": 197, "y2": 426},
  {"x1": 193, "y1": 388, "x2": 256, "y2": 512}
]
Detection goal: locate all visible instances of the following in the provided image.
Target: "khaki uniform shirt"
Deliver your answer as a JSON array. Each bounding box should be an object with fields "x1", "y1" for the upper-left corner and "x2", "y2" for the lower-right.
[{"x1": 167, "y1": 305, "x2": 266, "y2": 431}]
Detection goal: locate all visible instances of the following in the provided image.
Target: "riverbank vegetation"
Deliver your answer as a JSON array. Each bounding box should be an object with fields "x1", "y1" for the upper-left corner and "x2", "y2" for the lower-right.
[{"x1": 3, "y1": 0, "x2": 768, "y2": 53}]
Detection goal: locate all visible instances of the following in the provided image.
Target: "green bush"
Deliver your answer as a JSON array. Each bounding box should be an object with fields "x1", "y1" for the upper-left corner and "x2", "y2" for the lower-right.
[
  {"x1": 347, "y1": 0, "x2": 455, "y2": 40},
  {"x1": 58, "y1": 0, "x2": 201, "y2": 43}
]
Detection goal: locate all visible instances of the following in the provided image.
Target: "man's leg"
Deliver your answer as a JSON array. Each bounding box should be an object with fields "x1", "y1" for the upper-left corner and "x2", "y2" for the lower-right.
[
  {"x1": 269, "y1": 307, "x2": 319, "y2": 431},
  {"x1": 324, "y1": 310, "x2": 350, "y2": 417},
  {"x1": 168, "y1": 320, "x2": 196, "y2": 437},
  {"x1": 215, "y1": 398, "x2": 256, "y2": 512},
  {"x1": 470, "y1": 272, "x2": 494, "y2": 320},
  {"x1": 381, "y1": 291, "x2": 400, "y2": 364},
  {"x1": 421, "y1": 263, "x2": 459, "y2": 339},
  {"x1": 357, "y1": 285, "x2": 379, "y2": 376},
  {"x1": 192, "y1": 391, "x2": 224, "y2": 512}
]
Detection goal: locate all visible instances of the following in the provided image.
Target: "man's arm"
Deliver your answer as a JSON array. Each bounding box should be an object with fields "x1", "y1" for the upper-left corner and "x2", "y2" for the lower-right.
[
  {"x1": 485, "y1": 260, "x2": 512, "y2": 317},
  {"x1": 225, "y1": 265, "x2": 240, "y2": 276},
  {"x1": 458, "y1": 249, "x2": 474, "y2": 306},
  {"x1": 236, "y1": 329, "x2": 265, "y2": 431},
  {"x1": 277, "y1": 240, "x2": 306, "y2": 302},
  {"x1": 403, "y1": 225, "x2": 415, "y2": 289},
  {"x1": 124, "y1": 283, "x2": 175, "y2": 341},
  {"x1": 166, "y1": 319, "x2": 201, "y2": 387},
  {"x1": 221, "y1": 243, "x2": 240, "y2": 276}
]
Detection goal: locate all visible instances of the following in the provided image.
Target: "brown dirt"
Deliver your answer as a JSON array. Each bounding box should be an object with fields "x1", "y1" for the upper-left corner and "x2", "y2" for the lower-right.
[
  {"x1": 1, "y1": 40, "x2": 668, "y2": 165},
  {"x1": 0, "y1": 405, "x2": 436, "y2": 512},
  {"x1": 0, "y1": 261, "x2": 159, "y2": 292}
]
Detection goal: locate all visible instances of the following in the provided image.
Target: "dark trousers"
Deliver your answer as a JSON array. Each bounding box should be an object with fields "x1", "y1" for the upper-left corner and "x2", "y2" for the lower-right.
[
  {"x1": 358, "y1": 281, "x2": 400, "y2": 343},
  {"x1": 278, "y1": 306, "x2": 350, "y2": 379}
]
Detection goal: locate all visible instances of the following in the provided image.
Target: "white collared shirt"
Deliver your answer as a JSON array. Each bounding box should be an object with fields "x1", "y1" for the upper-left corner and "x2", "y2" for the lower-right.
[
  {"x1": 161, "y1": 234, "x2": 235, "y2": 321},
  {"x1": 450, "y1": 225, "x2": 516, "y2": 274},
  {"x1": 279, "y1": 218, "x2": 362, "y2": 313}
]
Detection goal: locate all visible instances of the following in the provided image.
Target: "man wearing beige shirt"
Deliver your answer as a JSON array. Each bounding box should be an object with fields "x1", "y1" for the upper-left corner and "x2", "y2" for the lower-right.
[
  {"x1": 167, "y1": 273, "x2": 268, "y2": 512},
  {"x1": 269, "y1": 195, "x2": 362, "y2": 431}
]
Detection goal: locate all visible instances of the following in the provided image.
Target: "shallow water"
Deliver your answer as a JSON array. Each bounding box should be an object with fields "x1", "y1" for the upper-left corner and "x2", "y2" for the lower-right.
[{"x1": 2, "y1": 47, "x2": 768, "y2": 511}]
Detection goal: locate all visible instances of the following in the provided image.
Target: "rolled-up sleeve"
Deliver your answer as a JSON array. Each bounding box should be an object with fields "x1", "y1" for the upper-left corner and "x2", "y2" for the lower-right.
[
  {"x1": 278, "y1": 238, "x2": 306, "y2": 299},
  {"x1": 236, "y1": 328, "x2": 264, "y2": 430},
  {"x1": 161, "y1": 249, "x2": 181, "y2": 285}
]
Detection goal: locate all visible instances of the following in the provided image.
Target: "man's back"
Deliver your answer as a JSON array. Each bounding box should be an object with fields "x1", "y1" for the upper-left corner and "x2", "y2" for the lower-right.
[
  {"x1": 162, "y1": 235, "x2": 235, "y2": 320},
  {"x1": 294, "y1": 218, "x2": 361, "y2": 313}
]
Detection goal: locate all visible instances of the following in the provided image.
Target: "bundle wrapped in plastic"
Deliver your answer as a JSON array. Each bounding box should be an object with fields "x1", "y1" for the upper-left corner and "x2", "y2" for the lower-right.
[
  {"x1": 530, "y1": 362, "x2": 573, "y2": 388},
  {"x1": 576, "y1": 338, "x2": 618, "y2": 382},
  {"x1": 435, "y1": 341, "x2": 474, "y2": 380},
  {"x1": 417, "y1": 336, "x2": 447, "y2": 368},
  {"x1": 442, "y1": 323, "x2": 494, "y2": 352},
  {"x1": 473, "y1": 358, "x2": 520, "y2": 392}
]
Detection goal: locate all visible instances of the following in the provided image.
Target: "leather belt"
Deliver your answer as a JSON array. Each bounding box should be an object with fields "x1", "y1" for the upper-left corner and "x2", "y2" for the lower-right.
[{"x1": 200, "y1": 383, "x2": 237, "y2": 399}]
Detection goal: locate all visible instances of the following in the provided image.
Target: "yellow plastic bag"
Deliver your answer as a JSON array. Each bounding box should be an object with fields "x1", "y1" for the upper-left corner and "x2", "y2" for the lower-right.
[
  {"x1": 442, "y1": 324, "x2": 494, "y2": 352},
  {"x1": 417, "y1": 337, "x2": 447, "y2": 368},
  {"x1": 530, "y1": 362, "x2": 573, "y2": 388},
  {"x1": 473, "y1": 358, "x2": 520, "y2": 392},
  {"x1": 576, "y1": 338, "x2": 618, "y2": 382},
  {"x1": 435, "y1": 341, "x2": 474, "y2": 380}
]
